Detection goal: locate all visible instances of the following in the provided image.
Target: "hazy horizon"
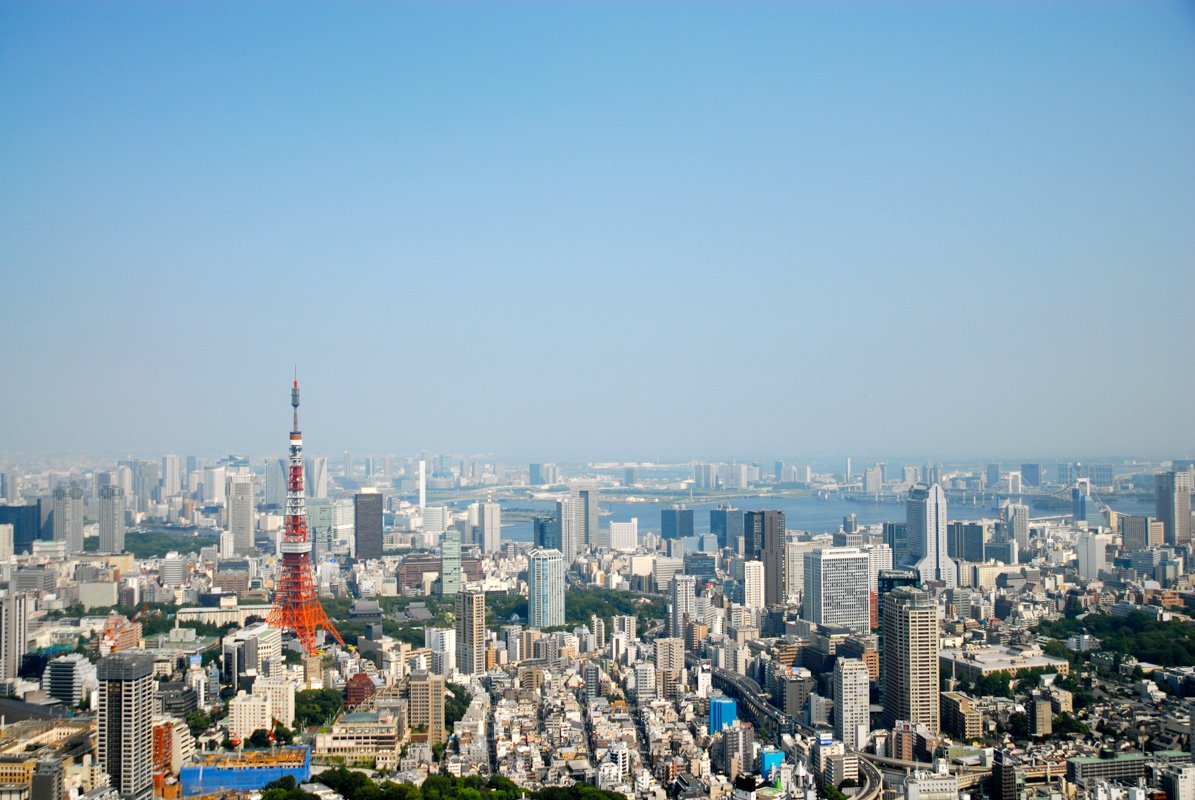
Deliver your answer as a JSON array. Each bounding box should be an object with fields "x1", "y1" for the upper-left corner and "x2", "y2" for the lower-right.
[{"x1": 3, "y1": 2, "x2": 1193, "y2": 460}]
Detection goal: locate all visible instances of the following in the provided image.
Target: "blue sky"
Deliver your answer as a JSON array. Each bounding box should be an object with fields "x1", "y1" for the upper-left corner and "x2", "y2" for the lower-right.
[{"x1": 1, "y1": 1, "x2": 1193, "y2": 462}]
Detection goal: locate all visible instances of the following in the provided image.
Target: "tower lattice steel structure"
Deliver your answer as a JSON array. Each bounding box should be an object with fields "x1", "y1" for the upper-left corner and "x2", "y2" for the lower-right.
[{"x1": 267, "y1": 376, "x2": 344, "y2": 655}]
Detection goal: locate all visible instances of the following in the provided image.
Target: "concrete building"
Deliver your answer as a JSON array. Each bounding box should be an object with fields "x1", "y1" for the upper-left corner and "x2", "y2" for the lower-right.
[
  {"x1": 833, "y1": 658, "x2": 870, "y2": 750},
  {"x1": 906, "y1": 484, "x2": 956, "y2": 587},
  {"x1": 455, "y1": 591, "x2": 486, "y2": 676},
  {"x1": 882, "y1": 587, "x2": 940, "y2": 733},
  {"x1": 804, "y1": 548, "x2": 871, "y2": 635},
  {"x1": 97, "y1": 652, "x2": 155, "y2": 800},
  {"x1": 527, "y1": 549, "x2": 565, "y2": 629}
]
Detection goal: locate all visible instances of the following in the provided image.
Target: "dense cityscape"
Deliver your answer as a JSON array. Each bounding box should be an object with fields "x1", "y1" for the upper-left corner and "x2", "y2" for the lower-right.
[
  {"x1": 4, "y1": 3, "x2": 1192, "y2": 800},
  {"x1": 0, "y1": 381, "x2": 1193, "y2": 800}
]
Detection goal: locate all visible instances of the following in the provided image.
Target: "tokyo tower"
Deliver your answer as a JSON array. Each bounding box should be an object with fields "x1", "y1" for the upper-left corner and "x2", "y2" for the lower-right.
[{"x1": 267, "y1": 375, "x2": 344, "y2": 655}]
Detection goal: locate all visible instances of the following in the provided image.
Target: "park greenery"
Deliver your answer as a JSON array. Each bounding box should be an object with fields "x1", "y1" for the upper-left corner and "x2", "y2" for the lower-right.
[
  {"x1": 265, "y1": 770, "x2": 627, "y2": 800},
  {"x1": 486, "y1": 586, "x2": 666, "y2": 633},
  {"x1": 83, "y1": 530, "x2": 219, "y2": 558},
  {"x1": 295, "y1": 689, "x2": 344, "y2": 729},
  {"x1": 1037, "y1": 612, "x2": 1195, "y2": 667}
]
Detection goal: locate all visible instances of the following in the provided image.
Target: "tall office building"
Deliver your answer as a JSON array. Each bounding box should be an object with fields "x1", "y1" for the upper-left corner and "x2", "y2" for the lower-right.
[
  {"x1": 202, "y1": 466, "x2": 226, "y2": 505},
  {"x1": 353, "y1": 490, "x2": 383, "y2": 560},
  {"x1": 52, "y1": 483, "x2": 84, "y2": 555},
  {"x1": 881, "y1": 587, "x2": 939, "y2": 733},
  {"x1": 710, "y1": 506, "x2": 744, "y2": 550},
  {"x1": 571, "y1": 483, "x2": 600, "y2": 552},
  {"x1": 744, "y1": 510, "x2": 787, "y2": 606},
  {"x1": 1020, "y1": 463, "x2": 1043, "y2": 487},
  {"x1": 1, "y1": 473, "x2": 17, "y2": 503},
  {"x1": 479, "y1": 497, "x2": 501, "y2": 553},
  {"x1": 532, "y1": 514, "x2": 561, "y2": 551},
  {"x1": 0, "y1": 502, "x2": 41, "y2": 554},
  {"x1": 227, "y1": 474, "x2": 255, "y2": 555},
  {"x1": 307, "y1": 498, "x2": 334, "y2": 560},
  {"x1": 266, "y1": 459, "x2": 288, "y2": 507},
  {"x1": 98, "y1": 486, "x2": 125, "y2": 553},
  {"x1": 803, "y1": 548, "x2": 871, "y2": 635},
  {"x1": 906, "y1": 484, "x2": 956, "y2": 587},
  {"x1": 1005, "y1": 503, "x2": 1030, "y2": 551},
  {"x1": 833, "y1": 658, "x2": 871, "y2": 750},
  {"x1": 527, "y1": 549, "x2": 565, "y2": 628},
  {"x1": 1157, "y1": 471, "x2": 1192, "y2": 546},
  {"x1": 661, "y1": 506, "x2": 694, "y2": 540},
  {"x1": 668, "y1": 574, "x2": 697, "y2": 638},
  {"x1": 742, "y1": 561, "x2": 765, "y2": 610},
  {"x1": 161, "y1": 455, "x2": 182, "y2": 498},
  {"x1": 0, "y1": 592, "x2": 28, "y2": 682},
  {"x1": 556, "y1": 498, "x2": 578, "y2": 563},
  {"x1": 305, "y1": 457, "x2": 329, "y2": 500},
  {"x1": 947, "y1": 522, "x2": 989, "y2": 564},
  {"x1": 97, "y1": 652, "x2": 155, "y2": 800},
  {"x1": 440, "y1": 530, "x2": 462, "y2": 596},
  {"x1": 1121, "y1": 515, "x2": 1164, "y2": 553},
  {"x1": 30, "y1": 759, "x2": 63, "y2": 800},
  {"x1": 455, "y1": 591, "x2": 486, "y2": 676}
]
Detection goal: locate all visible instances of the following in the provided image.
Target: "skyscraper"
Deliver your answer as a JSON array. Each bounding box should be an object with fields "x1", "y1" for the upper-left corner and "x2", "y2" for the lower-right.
[
  {"x1": 571, "y1": 483, "x2": 600, "y2": 552},
  {"x1": 305, "y1": 457, "x2": 329, "y2": 499},
  {"x1": 51, "y1": 482, "x2": 84, "y2": 555},
  {"x1": 1005, "y1": 503, "x2": 1029, "y2": 551},
  {"x1": 881, "y1": 587, "x2": 939, "y2": 733},
  {"x1": 661, "y1": 506, "x2": 694, "y2": 540},
  {"x1": 0, "y1": 592, "x2": 28, "y2": 682},
  {"x1": 532, "y1": 514, "x2": 560, "y2": 551},
  {"x1": 98, "y1": 485, "x2": 125, "y2": 553},
  {"x1": 556, "y1": 498, "x2": 577, "y2": 563},
  {"x1": 0, "y1": 502, "x2": 39, "y2": 554},
  {"x1": 479, "y1": 497, "x2": 501, "y2": 553},
  {"x1": 527, "y1": 549, "x2": 565, "y2": 628},
  {"x1": 227, "y1": 474, "x2": 255, "y2": 555},
  {"x1": 742, "y1": 561, "x2": 764, "y2": 610},
  {"x1": 906, "y1": 484, "x2": 956, "y2": 587},
  {"x1": 408, "y1": 671, "x2": 447, "y2": 745},
  {"x1": 668, "y1": 574, "x2": 697, "y2": 639},
  {"x1": 1156, "y1": 471, "x2": 1192, "y2": 546},
  {"x1": 833, "y1": 658, "x2": 870, "y2": 750},
  {"x1": 710, "y1": 505, "x2": 744, "y2": 550},
  {"x1": 97, "y1": 652, "x2": 155, "y2": 800},
  {"x1": 803, "y1": 548, "x2": 871, "y2": 635},
  {"x1": 440, "y1": 530, "x2": 462, "y2": 596},
  {"x1": 455, "y1": 591, "x2": 486, "y2": 676},
  {"x1": 161, "y1": 454, "x2": 181, "y2": 498},
  {"x1": 745, "y1": 510, "x2": 787, "y2": 606},
  {"x1": 353, "y1": 490, "x2": 383, "y2": 560},
  {"x1": 1120, "y1": 515, "x2": 1164, "y2": 553}
]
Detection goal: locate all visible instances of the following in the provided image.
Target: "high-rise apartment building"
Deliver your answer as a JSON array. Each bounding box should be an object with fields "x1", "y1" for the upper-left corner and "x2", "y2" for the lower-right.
[
  {"x1": 742, "y1": 561, "x2": 765, "y2": 610},
  {"x1": 668, "y1": 574, "x2": 697, "y2": 639},
  {"x1": 556, "y1": 498, "x2": 578, "y2": 563},
  {"x1": 834, "y1": 658, "x2": 870, "y2": 750},
  {"x1": 353, "y1": 490, "x2": 383, "y2": 560},
  {"x1": 52, "y1": 482, "x2": 84, "y2": 555},
  {"x1": 906, "y1": 484, "x2": 956, "y2": 587},
  {"x1": 408, "y1": 671, "x2": 447, "y2": 744},
  {"x1": 0, "y1": 592, "x2": 28, "y2": 682},
  {"x1": 99, "y1": 486, "x2": 126, "y2": 553},
  {"x1": 455, "y1": 591, "x2": 486, "y2": 676},
  {"x1": 881, "y1": 587, "x2": 939, "y2": 733},
  {"x1": 803, "y1": 548, "x2": 871, "y2": 635},
  {"x1": 1157, "y1": 471, "x2": 1192, "y2": 546},
  {"x1": 527, "y1": 549, "x2": 565, "y2": 628},
  {"x1": 479, "y1": 498, "x2": 501, "y2": 553},
  {"x1": 97, "y1": 652, "x2": 155, "y2": 800},
  {"x1": 227, "y1": 474, "x2": 255, "y2": 556}
]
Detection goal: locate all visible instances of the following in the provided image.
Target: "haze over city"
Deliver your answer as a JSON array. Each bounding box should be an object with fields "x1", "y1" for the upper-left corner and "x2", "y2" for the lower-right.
[{"x1": 2, "y1": 2, "x2": 1193, "y2": 460}]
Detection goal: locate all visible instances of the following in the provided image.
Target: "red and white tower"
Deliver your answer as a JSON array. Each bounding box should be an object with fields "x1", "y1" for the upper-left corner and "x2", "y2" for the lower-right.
[{"x1": 267, "y1": 375, "x2": 344, "y2": 655}]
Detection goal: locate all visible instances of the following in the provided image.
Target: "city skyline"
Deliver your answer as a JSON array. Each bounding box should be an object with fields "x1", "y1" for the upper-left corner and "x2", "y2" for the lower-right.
[{"x1": 2, "y1": 2, "x2": 1193, "y2": 460}]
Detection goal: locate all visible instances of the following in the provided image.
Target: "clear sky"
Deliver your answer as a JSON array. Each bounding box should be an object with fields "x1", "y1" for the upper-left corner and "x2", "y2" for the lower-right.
[{"x1": 1, "y1": 1, "x2": 1193, "y2": 463}]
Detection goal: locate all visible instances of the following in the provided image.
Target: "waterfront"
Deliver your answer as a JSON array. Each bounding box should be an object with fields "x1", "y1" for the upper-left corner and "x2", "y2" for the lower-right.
[{"x1": 493, "y1": 492, "x2": 1158, "y2": 542}]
